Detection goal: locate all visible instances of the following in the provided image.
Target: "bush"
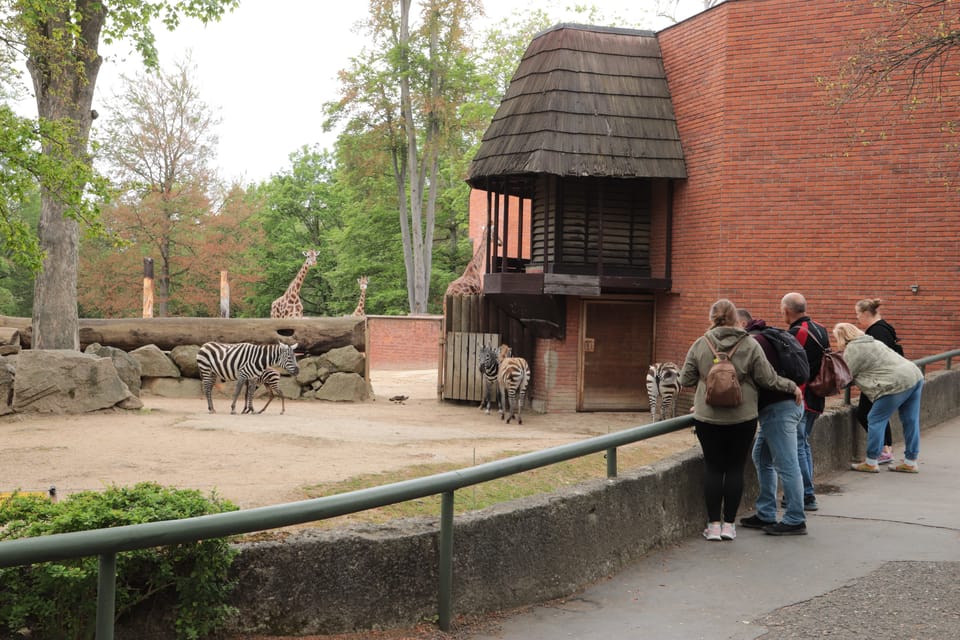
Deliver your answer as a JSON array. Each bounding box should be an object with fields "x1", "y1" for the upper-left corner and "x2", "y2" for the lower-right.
[{"x1": 0, "y1": 482, "x2": 239, "y2": 640}]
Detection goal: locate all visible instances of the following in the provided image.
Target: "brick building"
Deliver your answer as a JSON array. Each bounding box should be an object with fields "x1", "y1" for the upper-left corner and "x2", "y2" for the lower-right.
[{"x1": 461, "y1": 0, "x2": 960, "y2": 412}]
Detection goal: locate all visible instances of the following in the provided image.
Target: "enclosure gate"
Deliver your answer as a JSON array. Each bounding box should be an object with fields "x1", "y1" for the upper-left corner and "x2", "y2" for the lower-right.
[{"x1": 442, "y1": 331, "x2": 499, "y2": 402}]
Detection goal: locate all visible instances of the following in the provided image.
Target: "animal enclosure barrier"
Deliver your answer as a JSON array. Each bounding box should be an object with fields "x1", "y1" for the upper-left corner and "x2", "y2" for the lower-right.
[{"x1": 442, "y1": 331, "x2": 499, "y2": 402}]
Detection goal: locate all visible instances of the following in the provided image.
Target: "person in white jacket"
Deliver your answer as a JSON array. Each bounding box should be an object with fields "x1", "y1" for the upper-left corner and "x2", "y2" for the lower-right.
[{"x1": 834, "y1": 323, "x2": 923, "y2": 473}]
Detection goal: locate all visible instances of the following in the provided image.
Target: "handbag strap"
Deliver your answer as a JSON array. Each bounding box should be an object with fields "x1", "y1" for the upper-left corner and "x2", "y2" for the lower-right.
[{"x1": 801, "y1": 323, "x2": 830, "y2": 353}]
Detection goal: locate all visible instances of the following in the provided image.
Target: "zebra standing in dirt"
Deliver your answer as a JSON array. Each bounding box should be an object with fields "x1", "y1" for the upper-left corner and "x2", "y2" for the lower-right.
[
  {"x1": 497, "y1": 344, "x2": 530, "y2": 425},
  {"x1": 478, "y1": 345, "x2": 500, "y2": 415},
  {"x1": 646, "y1": 361, "x2": 681, "y2": 422},
  {"x1": 196, "y1": 342, "x2": 300, "y2": 414},
  {"x1": 242, "y1": 368, "x2": 286, "y2": 415}
]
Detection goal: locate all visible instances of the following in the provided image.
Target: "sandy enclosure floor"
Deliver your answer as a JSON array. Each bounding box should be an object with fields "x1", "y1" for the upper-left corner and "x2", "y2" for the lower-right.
[{"x1": 0, "y1": 369, "x2": 696, "y2": 510}]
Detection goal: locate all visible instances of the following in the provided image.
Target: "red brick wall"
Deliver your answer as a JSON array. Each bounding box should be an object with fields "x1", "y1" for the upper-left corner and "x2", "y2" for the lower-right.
[
  {"x1": 655, "y1": 0, "x2": 960, "y2": 362},
  {"x1": 531, "y1": 299, "x2": 581, "y2": 412},
  {"x1": 366, "y1": 315, "x2": 443, "y2": 370}
]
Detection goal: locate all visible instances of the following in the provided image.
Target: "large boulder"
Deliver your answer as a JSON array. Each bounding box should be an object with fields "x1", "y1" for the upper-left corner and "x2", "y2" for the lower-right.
[
  {"x1": 313, "y1": 372, "x2": 371, "y2": 402},
  {"x1": 0, "y1": 360, "x2": 14, "y2": 415},
  {"x1": 170, "y1": 345, "x2": 201, "y2": 378},
  {"x1": 317, "y1": 345, "x2": 365, "y2": 375},
  {"x1": 12, "y1": 350, "x2": 141, "y2": 413},
  {"x1": 85, "y1": 342, "x2": 143, "y2": 396},
  {"x1": 130, "y1": 344, "x2": 181, "y2": 378}
]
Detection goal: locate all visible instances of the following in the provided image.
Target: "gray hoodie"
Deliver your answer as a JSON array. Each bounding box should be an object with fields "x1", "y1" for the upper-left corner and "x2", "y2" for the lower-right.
[{"x1": 680, "y1": 326, "x2": 798, "y2": 425}]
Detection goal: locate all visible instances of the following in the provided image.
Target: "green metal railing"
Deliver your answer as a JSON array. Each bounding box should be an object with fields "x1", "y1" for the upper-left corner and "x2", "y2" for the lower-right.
[{"x1": 1, "y1": 348, "x2": 957, "y2": 639}]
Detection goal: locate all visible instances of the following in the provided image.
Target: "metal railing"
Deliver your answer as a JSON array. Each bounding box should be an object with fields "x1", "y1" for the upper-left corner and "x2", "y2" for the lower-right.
[{"x1": 1, "y1": 348, "x2": 957, "y2": 639}]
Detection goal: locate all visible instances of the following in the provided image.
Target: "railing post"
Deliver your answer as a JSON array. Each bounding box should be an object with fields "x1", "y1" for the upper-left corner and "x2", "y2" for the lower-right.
[
  {"x1": 606, "y1": 447, "x2": 618, "y2": 478},
  {"x1": 438, "y1": 491, "x2": 455, "y2": 631},
  {"x1": 96, "y1": 552, "x2": 117, "y2": 640}
]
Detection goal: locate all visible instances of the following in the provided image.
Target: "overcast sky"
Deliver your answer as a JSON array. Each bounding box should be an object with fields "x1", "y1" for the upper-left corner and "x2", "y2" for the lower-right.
[{"x1": 22, "y1": 1, "x2": 707, "y2": 185}]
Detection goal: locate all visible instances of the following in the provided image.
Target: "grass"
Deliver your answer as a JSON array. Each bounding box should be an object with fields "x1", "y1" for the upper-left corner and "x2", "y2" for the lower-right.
[{"x1": 297, "y1": 441, "x2": 675, "y2": 529}]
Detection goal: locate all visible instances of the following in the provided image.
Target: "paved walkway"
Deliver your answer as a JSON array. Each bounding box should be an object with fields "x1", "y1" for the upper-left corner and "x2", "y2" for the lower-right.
[{"x1": 472, "y1": 416, "x2": 960, "y2": 639}]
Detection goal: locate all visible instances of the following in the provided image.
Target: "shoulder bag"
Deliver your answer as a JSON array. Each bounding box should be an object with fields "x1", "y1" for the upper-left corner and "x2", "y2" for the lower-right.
[{"x1": 805, "y1": 330, "x2": 853, "y2": 397}]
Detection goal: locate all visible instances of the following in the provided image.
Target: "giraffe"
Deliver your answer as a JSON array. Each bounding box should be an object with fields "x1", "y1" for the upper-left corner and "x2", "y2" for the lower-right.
[
  {"x1": 444, "y1": 225, "x2": 491, "y2": 304},
  {"x1": 270, "y1": 249, "x2": 319, "y2": 318},
  {"x1": 352, "y1": 275, "x2": 369, "y2": 317}
]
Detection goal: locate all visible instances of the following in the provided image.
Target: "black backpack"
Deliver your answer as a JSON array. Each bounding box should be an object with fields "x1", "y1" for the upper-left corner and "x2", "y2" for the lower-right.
[{"x1": 758, "y1": 326, "x2": 810, "y2": 385}]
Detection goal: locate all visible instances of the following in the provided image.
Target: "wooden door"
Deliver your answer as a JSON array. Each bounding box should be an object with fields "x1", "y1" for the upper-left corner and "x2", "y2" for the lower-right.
[{"x1": 579, "y1": 300, "x2": 654, "y2": 411}]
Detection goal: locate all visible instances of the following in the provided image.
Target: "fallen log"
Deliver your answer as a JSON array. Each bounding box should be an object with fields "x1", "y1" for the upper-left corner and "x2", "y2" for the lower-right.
[{"x1": 0, "y1": 316, "x2": 365, "y2": 356}]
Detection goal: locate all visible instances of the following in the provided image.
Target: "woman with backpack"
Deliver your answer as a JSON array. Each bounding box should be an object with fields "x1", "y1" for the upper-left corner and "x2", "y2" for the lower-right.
[
  {"x1": 680, "y1": 299, "x2": 803, "y2": 542},
  {"x1": 855, "y1": 298, "x2": 904, "y2": 464}
]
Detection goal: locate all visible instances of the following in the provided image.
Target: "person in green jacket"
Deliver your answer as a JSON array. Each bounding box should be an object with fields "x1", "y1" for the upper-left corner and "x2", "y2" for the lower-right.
[
  {"x1": 680, "y1": 299, "x2": 802, "y2": 542},
  {"x1": 835, "y1": 322, "x2": 923, "y2": 473}
]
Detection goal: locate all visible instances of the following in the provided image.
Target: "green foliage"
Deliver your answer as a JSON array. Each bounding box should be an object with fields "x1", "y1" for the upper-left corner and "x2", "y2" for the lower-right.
[
  {"x1": 0, "y1": 482, "x2": 239, "y2": 640},
  {"x1": 249, "y1": 146, "x2": 344, "y2": 317}
]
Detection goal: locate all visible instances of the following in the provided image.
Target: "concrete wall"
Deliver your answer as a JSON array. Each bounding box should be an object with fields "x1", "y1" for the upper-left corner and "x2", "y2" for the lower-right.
[{"x1": 222, "y1": 367, "x2": 960, "y2": 636}]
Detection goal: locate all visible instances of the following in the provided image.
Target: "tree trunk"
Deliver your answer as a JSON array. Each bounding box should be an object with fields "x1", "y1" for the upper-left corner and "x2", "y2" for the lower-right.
[
  {"x1": 25, "y1": 4, "x2": 105, "y2": 350},
  {"x1": 0, "y1": 316, "x2": 365, "y2": 356}
]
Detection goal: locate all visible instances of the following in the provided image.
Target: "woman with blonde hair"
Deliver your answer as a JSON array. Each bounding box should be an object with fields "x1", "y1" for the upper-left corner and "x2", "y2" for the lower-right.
[
  {"x1": 854, "y1": 298, "x2": 903, "y2": 463},
  {"x1": 681, "y1": 299, "x2": 802, "y2": 541},
  {"x1": 834, "y1": 322, "x2": 923, "y2": 473}
]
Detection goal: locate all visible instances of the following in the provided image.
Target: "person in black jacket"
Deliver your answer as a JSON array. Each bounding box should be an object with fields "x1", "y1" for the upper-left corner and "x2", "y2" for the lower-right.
[
  {"x1": 780, "y1": 292, "x2": 829, "y2": 512},
  {"x1": 855, "y1": 298, "x2": 904, "y2": 464}
]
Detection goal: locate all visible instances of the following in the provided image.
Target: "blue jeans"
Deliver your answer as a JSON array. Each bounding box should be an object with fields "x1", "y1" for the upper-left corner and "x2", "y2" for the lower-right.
[
  {"x1": 867, "y1": 380, "x2": 923, "y2": 461},
  {"x1": 753, "y1": 400, "x2": 805, "y2": 525},
  {"x1": 796, "y1": 410, "x2": 818, "y2": 499}
]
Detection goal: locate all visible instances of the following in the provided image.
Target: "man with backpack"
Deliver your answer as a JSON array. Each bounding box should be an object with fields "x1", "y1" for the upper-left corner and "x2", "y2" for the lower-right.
[
  {"x1": 736, "y1": 309, "x2": 809, "y2": 536},
  {"x1": 781, "y1": 292, "x2": 830, "y2": 512}
]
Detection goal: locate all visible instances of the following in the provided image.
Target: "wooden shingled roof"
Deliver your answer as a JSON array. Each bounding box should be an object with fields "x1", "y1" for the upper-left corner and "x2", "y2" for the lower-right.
[{"x1": 467, "y1": 24, "x2": 687, "y2": 187}]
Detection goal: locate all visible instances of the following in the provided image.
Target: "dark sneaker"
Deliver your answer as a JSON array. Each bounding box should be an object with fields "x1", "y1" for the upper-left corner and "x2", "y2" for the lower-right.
[
  {"x1": 764, "y1": 522, "x2": 807, "y2": 536},
  {"x1": 803, "y1": 496, "x2": 819, "y2": 511},
  {"x1": 739, "y1": 514, "x2": 776, "y2": 529}
]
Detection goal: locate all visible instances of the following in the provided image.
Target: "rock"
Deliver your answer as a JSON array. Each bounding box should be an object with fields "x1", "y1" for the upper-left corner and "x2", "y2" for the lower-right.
[
  {"x1": 318, "y1": 346, "x2": 365, "y2": 375},
  {"x1": 12, "y1": 350, "x2": 137, "y2": 413},
  {"x1": 85, "y1": 343, "x2": 143, "y2": 396},
  {"x1": 142, "y1": 377, "x2": 203, "y2": 399},
  {"x1": 295, "y1": 356, "x2": 321, "y2": 386},
  {"x1": 130, "y1": 344, "x2": 181, "y2": 378},
  {"x1": 0, "y1": 362, "x2": 14, "y2": 415},
  {"x1": 314, "y1": 372, "x2": 371, "y2": 402},
  {"x1": 170, "y1": 345, "x2": 201, "y2": 378}
]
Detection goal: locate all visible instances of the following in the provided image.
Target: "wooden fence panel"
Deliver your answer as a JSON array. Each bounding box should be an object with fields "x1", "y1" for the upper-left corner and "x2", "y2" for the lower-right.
[{"x1": 442, "y1": 331, "x2": 499, "y2": 402}]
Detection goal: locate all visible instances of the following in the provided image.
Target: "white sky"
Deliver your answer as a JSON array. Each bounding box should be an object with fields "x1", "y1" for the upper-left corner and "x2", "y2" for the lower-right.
[{"x1": 19, "y1": 0, "x2": 708, "y2": 185}]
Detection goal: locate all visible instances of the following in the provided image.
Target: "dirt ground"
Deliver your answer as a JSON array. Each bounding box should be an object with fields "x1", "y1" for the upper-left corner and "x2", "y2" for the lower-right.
[{"x1": 0, "y1": 369, "x2": 696, "y2": 510}]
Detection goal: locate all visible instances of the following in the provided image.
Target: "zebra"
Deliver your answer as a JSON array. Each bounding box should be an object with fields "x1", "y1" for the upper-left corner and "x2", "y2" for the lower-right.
[
  {"x1": 242, "y1": 368, "x2": 286, "y2": 415},
  {"x1": 646, "y1": 361, "x2": 681, "y2": 422},
  {"x1": 497, "y1": 344, "x2": 530, "y2": 425},
  {"x1": 478, "y1": 345, "x2": 500, "y2": 415},
  {"x1": 196, "y1": 342, "x2": 300, "y2": 414}
]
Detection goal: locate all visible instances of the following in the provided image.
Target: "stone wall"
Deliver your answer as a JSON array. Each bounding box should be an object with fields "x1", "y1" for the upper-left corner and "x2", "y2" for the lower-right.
[{"x1": 220, "y1": 367, "x2": 960, "y2": 637}]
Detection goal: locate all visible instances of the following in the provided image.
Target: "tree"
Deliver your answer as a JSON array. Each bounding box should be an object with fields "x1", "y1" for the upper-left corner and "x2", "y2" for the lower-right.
[
  {"x1": 92, "y1": 58, "x2": 227, "y2": 317},
  {"x1": 831, "y1": 1, "x2": 960, "y2": 106},
  {"x1": 249, "y1": 146, "x2": 342, "y2": 317},
  {"x1": 326, "y1": 0, "x2": 483, "y2": 314},
  {"x1": 1, "y1": 0, "x2": 237, "y2": 348}
]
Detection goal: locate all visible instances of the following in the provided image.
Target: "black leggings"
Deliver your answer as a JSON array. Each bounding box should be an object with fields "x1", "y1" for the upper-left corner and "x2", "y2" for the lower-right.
[
  {"x1": 694, "y1": 419, "x2": 757, "y2": 523},
  {"x1": 857, "y1": 395, "x2": 893, "y2": 447}
]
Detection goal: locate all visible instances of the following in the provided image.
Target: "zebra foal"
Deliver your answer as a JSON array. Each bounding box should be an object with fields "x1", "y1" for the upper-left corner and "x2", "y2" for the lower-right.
[
  {"x1": 243, "y1": 368, "x2": 286, "y2": 415},
  {"x1": 196, "y1": 342, "x2": 300, "y2": 414},
  {"x1": 646, "y1": 361, "x2": 681, "y2": 422}
]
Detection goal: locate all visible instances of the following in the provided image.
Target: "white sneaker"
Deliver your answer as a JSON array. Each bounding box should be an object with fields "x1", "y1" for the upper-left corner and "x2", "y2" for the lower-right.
[
  {"x1": 721, "y1": 522, "x2": 736, "y2": 540},
  {"x1": 703, "y1": 521, "x2": 722, "y2": 541}
]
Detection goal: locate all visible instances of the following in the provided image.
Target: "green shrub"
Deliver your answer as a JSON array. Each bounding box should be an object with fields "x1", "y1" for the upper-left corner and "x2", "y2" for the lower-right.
[{"x1": 0, "y1": 482, "x2": 239, "y2": 640}]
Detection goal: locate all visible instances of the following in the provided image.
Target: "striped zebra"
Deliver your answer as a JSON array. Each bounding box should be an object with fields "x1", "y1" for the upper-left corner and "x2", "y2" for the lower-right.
[
  {"x1": 477, "y1": 345, "x2": 500, "y2": 415},
  {"x1": 497, "y1": 345, "x2": 530, "y2": 425},
  {"x1": 646, "y1": 361, "x2": 681, "y2": 422},
  {"x1": 196, "y1": 342, "x2": 300, "y2": 414},
  {"x1": 242, "y1": 368, "x2": 286, "y2": 415}
]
